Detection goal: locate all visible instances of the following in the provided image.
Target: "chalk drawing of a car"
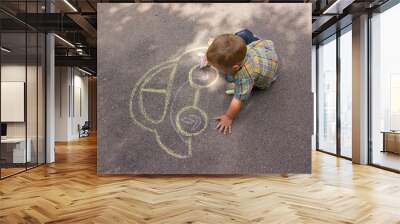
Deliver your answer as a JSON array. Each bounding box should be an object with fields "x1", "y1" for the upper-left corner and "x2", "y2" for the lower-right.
[{"x1": 129, "y1": 47, "x2": 219, "y2": 159}]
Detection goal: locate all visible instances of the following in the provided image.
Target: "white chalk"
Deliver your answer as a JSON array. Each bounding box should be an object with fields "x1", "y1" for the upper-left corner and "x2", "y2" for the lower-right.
[{"x1": 199, "y1": 54, "x2": 208, "y2": 69}]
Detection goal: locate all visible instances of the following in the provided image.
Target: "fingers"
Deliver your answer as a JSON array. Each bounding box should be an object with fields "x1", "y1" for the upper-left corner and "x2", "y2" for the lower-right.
[
  {"x1": 215, "y1": 122, "x2": 222, "y2": 130},
  {"x1": 218, "y1": 124, "x2": 225, "y2": 133},
  {"x1": 215, "y1": 121, "x2": 232, "y2": 135},
  {"x1": 216, "y1": 121, "x2": 225, "y2": 133},
  {"x1": 216, "y1": 123, "x2": 225, "y2": 133}
]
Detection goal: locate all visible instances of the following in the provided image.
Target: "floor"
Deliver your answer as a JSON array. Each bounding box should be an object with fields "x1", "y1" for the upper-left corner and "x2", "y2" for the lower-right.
[
  {"x1": 0, "y1": 167, "x2": 25, "y2": 178},
  {"x1": 0, "y1": 135, "x2": 400, "y2": 224},
  {"x1": 372, "y1": 150, "x2": 400, "y2": 171},
  {"x1": 1, "y1": 163, "x2": 44, "y2": 179}
]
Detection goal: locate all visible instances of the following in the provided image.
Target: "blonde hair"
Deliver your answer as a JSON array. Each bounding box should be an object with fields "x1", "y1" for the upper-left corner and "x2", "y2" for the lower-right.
[{"x1": 206, "y1": 34, "x2": 246, "y2": 69}]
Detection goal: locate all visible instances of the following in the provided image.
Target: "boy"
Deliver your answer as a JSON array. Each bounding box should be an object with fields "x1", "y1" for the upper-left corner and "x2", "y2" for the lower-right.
[{"x1": 205, "y1": 30, "x2": 278, "y2": 134}]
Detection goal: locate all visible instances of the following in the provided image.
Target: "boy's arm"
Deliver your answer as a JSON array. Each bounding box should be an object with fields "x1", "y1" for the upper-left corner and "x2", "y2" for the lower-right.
[
  {"x1": 225, "y1": 97, "x2": 242, "y2": 120},
  {"x1": 216, "y1": 74, "x2": 251, "y2": 134}
]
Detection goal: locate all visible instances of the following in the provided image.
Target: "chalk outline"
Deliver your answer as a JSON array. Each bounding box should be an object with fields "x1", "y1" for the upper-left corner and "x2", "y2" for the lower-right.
[
  {"x1": 189, "y1": 65, "x2": 218, "y2": 89},
  {"x1": 174, "y1": 65, "x2": 218, "y2": 137},
  {"x1": 181, "y1": 114, "x2": 203, "y2": 130},
  {"x1": 138, "y1": 63, "x2": 175, "y2": 124},
  {"x1": 129, "y1": 47, "x2": 218, "y2": 159},
  {"x1": 176, "y1": 106, "x2": 208, "y2": 137},
  {"x1": 170, "y1": 80, "x2": 191, "y2": 144}
]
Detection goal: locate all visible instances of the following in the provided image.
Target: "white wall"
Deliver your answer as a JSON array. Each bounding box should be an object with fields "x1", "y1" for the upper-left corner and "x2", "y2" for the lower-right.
[
  {"x1": 1, "y1": 64, "x2": 38, "y2": 138},
  {"x1": 1, "y1": 65, "x2": 27, "y2": 141},
  {"x1": 1, "y1": 65, "x2": 26, "y2": 133},
  {"x1": 1, "y1": 63, "x2": 46, "y2": 164},
  {"x1": 71, "y1": 72, "x2": 89, "y2": 138},
  {"x1": 55, "y1": 66, "x2": 70, "y2": 141},
  {"x1": 55, "y1": 67, "x2": 89, "y2": 141}
]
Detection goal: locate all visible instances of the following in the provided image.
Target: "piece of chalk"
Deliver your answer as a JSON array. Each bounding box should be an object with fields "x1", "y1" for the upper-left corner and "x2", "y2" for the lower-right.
[{"x1": 199, "y1": 55, "x2": 208, "y2": 68}]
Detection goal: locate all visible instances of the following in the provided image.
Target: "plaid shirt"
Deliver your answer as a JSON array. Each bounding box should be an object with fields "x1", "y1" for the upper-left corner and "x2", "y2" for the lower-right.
[{"x1": 225, "y1": 40, "x2": 278, "y2": 101}]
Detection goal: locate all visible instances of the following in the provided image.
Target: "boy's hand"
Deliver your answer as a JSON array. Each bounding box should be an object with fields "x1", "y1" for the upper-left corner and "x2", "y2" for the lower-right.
[{"x1": 215, "y1": 114, "x2": 233, "y2": 135}]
